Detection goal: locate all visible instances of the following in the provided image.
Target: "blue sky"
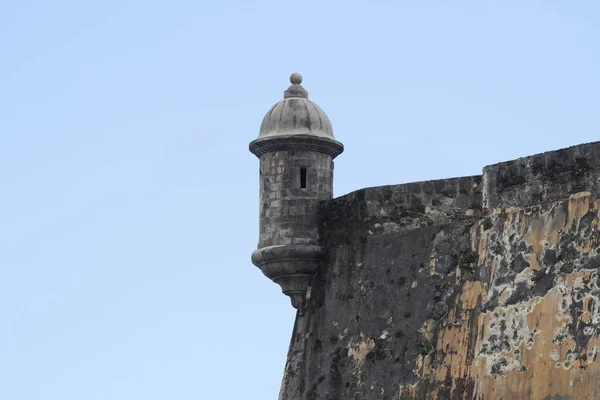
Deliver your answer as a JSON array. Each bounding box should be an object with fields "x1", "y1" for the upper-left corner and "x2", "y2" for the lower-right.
[{"x1": 1, "y1": 1, "x2": 599, "y2": 399}]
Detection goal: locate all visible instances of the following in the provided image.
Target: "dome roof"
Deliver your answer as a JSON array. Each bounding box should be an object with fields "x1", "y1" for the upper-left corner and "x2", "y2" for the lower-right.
[
  {"x1": 258, "y1": 73, "x2": 337, "y2": 140},
  {"x1": 250, "y1": 73, "x2": 343, "y2": 158}
]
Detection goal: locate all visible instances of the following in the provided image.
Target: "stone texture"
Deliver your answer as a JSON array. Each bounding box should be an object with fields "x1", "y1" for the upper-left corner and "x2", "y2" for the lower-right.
[
  {"x1": 276, "y1": 141, "x2": 600, "y2": 399},
  {"x1": 482, "y1": 142, "x2": 600, "y2": 211},
  {"x1": 257, "y1": 150, "x2": 333, "y2": 248}
]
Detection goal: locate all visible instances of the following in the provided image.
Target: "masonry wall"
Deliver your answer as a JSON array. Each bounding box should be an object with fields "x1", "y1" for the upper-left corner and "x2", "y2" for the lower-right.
[
  {"x1": 278, "y1": 141, "x2": 600, "y2": 400},
  {"x1": 259, "y1": 150, "x2": 333, "y2": 248},
  {"x1": 482, "y1": 142, "x2": 600, "y2": 210}
]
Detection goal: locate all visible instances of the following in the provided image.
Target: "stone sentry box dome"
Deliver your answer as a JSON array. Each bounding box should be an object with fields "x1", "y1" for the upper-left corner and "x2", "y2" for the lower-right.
[{"x1": 249, "y1": 73, "x2": 343, "y2": 310}]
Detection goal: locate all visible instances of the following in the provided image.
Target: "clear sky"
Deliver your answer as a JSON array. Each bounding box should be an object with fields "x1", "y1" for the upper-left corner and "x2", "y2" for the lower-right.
[{"x1": 1, "y1": 1, "x2": 599, "y2": 399}]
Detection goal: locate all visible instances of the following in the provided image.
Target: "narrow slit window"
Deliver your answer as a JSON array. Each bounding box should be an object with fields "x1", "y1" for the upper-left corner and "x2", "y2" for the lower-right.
[{"x1": 300, "y1": 168, "x2": 307, "y2": 188}]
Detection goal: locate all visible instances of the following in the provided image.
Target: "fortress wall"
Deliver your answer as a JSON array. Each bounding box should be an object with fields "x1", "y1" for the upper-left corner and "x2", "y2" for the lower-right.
[
  {"x1": 279, "y1": 177, "x2": 481, "y2": 399},
  {"x1": 321, "y1": 175, "x2": 482, "y2": 238},
  {"x1": 279, "y1": 142, "x2": 600, "y2": 400},
  {"x1": 483, "y1": 141, "x2": 600, "y2": 211}
]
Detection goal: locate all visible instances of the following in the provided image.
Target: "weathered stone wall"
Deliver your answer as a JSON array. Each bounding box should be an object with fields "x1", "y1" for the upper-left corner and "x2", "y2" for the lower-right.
[
  {"x1": 259, "y1": 150, "x2": 333, "y2": 248},
  {"x1": 279, "y1": 141, "x2": 600, "y2": 400},
  {"x1": 320, "y1": 176, "x2": 482, "y2": 237},
  {"x1": 482, "y1": 142, "x2": 600, "y2": 211}
]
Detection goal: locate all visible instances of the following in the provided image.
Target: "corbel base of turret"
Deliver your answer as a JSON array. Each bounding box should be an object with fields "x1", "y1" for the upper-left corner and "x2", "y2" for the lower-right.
[{"x1": 251, "y1": 245, "x2": 324, "y2": 311}]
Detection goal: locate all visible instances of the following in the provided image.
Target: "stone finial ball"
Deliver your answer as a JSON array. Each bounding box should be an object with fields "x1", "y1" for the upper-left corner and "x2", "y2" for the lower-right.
[{"x1": 290, "y1": 72, "x2": 303, "y2": 85}]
